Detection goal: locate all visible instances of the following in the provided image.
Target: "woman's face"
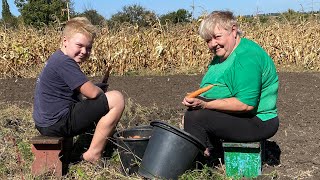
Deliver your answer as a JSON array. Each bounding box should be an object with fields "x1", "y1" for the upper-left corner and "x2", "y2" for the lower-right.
[
  {"x1": 206, "y1": 25, "x2": 238, "y2": 61},
  {"x1": 62, "y1": 33, "x2": 93, "y2": 63}
]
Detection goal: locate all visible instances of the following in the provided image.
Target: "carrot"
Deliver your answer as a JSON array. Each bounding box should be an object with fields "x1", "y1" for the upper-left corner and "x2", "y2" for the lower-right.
[
  {"x1": 132, "y1": 135, "x2": 141, "y2": 139},
  {"x1": 186, "y1": 84, "x2": 214, "y2": 98}
]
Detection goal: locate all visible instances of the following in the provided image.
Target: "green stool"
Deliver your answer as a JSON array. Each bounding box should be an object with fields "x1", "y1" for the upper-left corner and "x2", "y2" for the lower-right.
[{"x1": 222, "y1": 141, "x2": 264, "y2": 179}]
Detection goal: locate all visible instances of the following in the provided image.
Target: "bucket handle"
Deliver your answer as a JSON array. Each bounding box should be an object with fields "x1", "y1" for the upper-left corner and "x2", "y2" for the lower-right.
[{"x1": 151, "y1": 121, "x2": 205, "y2": 151}]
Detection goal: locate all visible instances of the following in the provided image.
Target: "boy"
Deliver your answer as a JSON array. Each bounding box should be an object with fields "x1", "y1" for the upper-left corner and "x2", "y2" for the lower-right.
[{"x1": 33, "y1": 17, "x2": 125, "y2": 163}]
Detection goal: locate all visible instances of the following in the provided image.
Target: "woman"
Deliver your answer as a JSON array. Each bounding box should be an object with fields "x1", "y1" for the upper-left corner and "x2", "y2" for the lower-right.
[{"x1": 182, "y1": 11, "x2": 279, "y2": 156}]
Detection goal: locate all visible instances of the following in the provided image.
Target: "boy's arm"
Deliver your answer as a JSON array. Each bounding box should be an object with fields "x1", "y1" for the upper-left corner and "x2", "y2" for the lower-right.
[{"x1": 79, "y1": 81, "x2": 104, "y2": 99}]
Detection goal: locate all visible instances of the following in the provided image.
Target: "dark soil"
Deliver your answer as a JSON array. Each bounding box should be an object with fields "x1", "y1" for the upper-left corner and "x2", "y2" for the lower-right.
[{"x1": 1, "y1": 72, "x2": 320, "y2": 179}]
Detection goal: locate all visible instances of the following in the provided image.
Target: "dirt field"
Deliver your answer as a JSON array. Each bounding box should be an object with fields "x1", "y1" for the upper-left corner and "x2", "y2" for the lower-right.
[{"x1": 1, "y1": 72, "x2": 320, "y2": 179}]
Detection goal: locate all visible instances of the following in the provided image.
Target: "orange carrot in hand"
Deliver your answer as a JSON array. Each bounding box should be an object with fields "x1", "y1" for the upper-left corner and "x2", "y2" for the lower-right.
[{"x1": 186, "y1": 84, "x2": 214, "y2": 98}]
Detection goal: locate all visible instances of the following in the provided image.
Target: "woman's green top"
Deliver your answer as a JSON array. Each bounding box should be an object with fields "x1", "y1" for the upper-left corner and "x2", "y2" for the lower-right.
[{"x1": 200, "y1": 38, "x2": 279, "y2": 121}]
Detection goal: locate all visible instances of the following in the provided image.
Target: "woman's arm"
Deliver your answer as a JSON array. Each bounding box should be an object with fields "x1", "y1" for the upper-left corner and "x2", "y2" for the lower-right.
[
  {"x1": 204, "y1": 97, "x2": 254, "y2": 112},
  {"x1": 182, "y1": 97, "x2": 254, "y2": 113}
]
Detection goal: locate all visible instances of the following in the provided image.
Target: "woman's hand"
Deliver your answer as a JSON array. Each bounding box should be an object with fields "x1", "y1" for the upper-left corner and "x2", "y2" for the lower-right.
[{"x1": 182, "y1": 97, "x2": 207, "y2": 109}]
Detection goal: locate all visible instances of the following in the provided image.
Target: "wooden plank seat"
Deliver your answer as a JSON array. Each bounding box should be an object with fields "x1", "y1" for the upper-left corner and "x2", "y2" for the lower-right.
[{"x1": 30, "y1": 135, "x2": 73, "y2": 177}]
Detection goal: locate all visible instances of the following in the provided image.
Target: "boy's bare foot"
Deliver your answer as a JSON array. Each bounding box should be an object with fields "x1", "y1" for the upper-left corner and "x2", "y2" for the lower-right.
[{"x1": 81, "y1": 151, "x2": 101, "y2": 164}]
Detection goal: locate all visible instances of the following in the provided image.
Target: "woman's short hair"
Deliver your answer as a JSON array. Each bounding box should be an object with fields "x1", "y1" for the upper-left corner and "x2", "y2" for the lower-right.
[
  {"x1": 199, "y1": 11, "x2": 241, "y2": 41},
  {"x1": 63, "y1": 17, "x2": 97, "y2": 40}
]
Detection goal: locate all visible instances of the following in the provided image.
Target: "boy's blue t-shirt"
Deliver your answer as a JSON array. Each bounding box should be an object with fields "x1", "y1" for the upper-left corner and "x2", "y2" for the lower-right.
[{"x1": 33, "y1": 50, "x2": 88, "y2": 127}]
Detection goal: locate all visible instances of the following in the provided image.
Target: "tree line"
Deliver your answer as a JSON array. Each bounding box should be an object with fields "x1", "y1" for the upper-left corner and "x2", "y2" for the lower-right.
[
  {"x1": 2, "y1": 0, "x2": 318, "y2": 30},
  {"x1": 1, "y1": 0, "x2": 192, "y2": 28}
]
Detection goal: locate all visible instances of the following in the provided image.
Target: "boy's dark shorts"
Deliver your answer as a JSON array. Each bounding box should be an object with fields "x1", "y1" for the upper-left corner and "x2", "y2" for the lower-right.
[{"x1": 36, "y1": 93, "x2": 109, "y2": 137}]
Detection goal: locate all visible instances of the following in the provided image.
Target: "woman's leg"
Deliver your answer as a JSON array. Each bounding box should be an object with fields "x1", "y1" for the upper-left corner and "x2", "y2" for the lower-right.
[{"x1": 184, "y1": 109, "x2": 279, "y2": 155}]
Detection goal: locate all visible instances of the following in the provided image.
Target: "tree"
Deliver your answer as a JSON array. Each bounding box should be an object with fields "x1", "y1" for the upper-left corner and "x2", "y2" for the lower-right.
[
  {"x1": 1, "y1": 0, "x2": 17, "y2": 27},
  {"x1": 160, "y1": 9, "x2": 192, "y2": 25},
  {"x1": 14, "y1": 0, "x2": 74, "y2": 27},
  {"x1": 108, "y1": 4, "x2": 157, "y2": 28},
  {"x1": 77, "y1": 9, "x2": 105, "y2": 26}
]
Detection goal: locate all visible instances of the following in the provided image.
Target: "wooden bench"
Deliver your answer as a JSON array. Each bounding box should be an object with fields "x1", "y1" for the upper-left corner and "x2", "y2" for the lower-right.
[
  {"x1": 30, "y1": 135, "x2": 73, "y2": 177},
  {"x1": 222, "y1": 141, "x2": 265, "y2": 178}
]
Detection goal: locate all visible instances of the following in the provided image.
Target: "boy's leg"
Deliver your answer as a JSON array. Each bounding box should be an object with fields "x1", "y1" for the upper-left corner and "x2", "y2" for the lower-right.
[{"x1": 82, "y1": 90, "x2": 125, "y2": 162}]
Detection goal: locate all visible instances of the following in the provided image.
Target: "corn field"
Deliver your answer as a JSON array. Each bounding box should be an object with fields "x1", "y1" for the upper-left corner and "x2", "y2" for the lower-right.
[{"x1": 0, "y1": 16, "x2": 319, "y2": 78}]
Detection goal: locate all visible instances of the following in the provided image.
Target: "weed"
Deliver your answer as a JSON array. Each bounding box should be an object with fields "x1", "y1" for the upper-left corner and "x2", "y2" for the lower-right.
[{"x1": 180, "y1": 164, "x2": 227, "y2": 180}]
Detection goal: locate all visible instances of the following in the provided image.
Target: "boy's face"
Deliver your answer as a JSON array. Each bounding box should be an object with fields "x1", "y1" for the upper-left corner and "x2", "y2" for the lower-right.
[{"x1": 62, "y1": 33, "x2": 93, "y2": 63}]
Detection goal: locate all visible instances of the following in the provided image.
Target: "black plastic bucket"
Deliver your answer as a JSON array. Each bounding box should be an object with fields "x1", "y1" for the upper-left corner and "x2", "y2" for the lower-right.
[
  {"x1": 138, "y1": 121, "x2": 205, "y2": 179},
  {"x1": 113, "y1": 125, "x2": 153, "y2": 175}
]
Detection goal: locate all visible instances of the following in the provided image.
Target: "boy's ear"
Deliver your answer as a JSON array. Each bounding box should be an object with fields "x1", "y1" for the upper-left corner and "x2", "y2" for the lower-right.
[{"x1": 62, "y1": 36, "x2": 68, "y2": 46}]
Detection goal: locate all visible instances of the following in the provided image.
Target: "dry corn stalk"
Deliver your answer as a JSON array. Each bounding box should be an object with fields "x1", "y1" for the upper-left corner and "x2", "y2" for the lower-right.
[{"x1": 1, "y1": 16, "x2": 320, "y2": 78}]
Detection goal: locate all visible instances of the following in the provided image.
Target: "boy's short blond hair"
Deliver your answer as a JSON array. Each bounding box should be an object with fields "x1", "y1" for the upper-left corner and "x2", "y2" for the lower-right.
[{"x1": 63, "y1": 17, "x2": 97, "y2": 40}]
